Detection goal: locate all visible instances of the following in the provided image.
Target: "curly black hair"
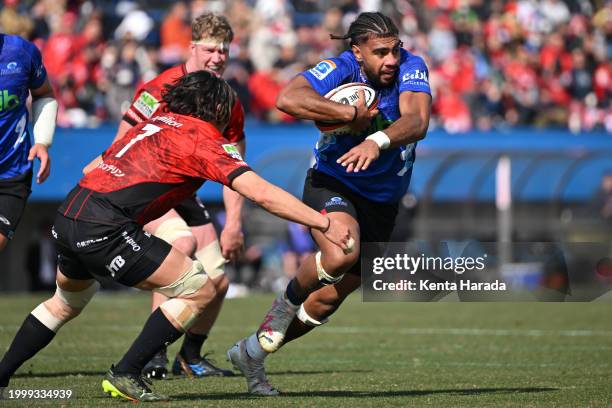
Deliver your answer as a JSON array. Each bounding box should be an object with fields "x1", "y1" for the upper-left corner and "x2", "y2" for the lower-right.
[{"x1": 162, "y1": 70, "x2": 236, "y2": 127}]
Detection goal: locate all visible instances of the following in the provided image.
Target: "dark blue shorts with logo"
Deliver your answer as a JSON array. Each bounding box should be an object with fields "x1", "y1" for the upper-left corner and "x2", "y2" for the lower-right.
[{"x1": 302, "y1": 168, "x2": 399, "y2": 275}]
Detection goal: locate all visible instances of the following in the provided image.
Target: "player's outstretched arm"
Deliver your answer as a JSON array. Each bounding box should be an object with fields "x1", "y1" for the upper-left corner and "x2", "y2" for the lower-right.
[
  {"x1": 231, "y1": 170, "x2": 352, "y2": 251},
  {"x1": 220, "y1": 140, "x2": 246, "y2": 261},
  {"x1": 29, "y1": 78, "x2": 58, "y2": 184}
]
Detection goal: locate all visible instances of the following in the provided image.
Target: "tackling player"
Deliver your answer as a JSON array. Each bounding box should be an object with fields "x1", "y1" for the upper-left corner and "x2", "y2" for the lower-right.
[
  {"x1": 228, "y1": 12, "x2": 432, "y2": 395},
  {"x1": 0, "y1": 34, "x2": 58, "y2": 251},
  {"x1": 0, "y1": 71, "x2": 353, "y2": 402},
  {"x1": 84, "y1": 13, "x2": 244, "y2": 379}
]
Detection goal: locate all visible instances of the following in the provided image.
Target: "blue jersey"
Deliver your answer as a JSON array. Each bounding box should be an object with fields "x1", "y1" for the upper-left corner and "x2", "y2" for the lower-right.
[
  {"x1": 0, "y1": 34, "x2": 47, "y2": 179},
  {"x1": 301, "y1": 49, "x2": 431, "y2": 203}
]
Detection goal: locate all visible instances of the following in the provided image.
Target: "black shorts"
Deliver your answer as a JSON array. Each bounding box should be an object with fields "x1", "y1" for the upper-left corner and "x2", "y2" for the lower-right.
[
  {"x1": 174, "y1": 195, "x2": 212, "y2": 227},
  {"x1": 52, "y1": 213, "x2": 172, "y2": 286},
  {"x1": 302, "y1": 169, "x2": 398, "y2": 275},
  {"x1": 0, "y1": 169, "x2": 32, "y2": 240}
]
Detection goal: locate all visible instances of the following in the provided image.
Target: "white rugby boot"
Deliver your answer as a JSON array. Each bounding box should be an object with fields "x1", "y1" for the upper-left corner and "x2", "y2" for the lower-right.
[
  {"x1": 227, "y1": 339, "x2": 279, "y2": 396},
  {"x1": 256, "y1": 294, "x2": 298, "y2": 353}
]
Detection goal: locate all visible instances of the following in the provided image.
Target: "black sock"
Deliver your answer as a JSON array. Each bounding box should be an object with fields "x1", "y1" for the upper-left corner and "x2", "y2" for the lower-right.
[
  {"x1": 0, "y1": 314, "x2": 56, "y2": 386},
  {"x1": 114, "y1": 308, "x2": 183, "y2": 375},
  {"x1": 286, "y1": 279, "x2": 308, "y2": 306},
  {"x1": 179, "y1": 331, "x2": 208, "y2": 363}
]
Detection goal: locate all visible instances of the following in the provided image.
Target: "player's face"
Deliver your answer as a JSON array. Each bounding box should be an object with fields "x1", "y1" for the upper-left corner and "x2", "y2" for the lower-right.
[
  {"x1": 190, "y1": 41, "x2": 229, "y2": 77},
  {"x1": 353, "y1": 36, "x2": 401, "y2": 87}
]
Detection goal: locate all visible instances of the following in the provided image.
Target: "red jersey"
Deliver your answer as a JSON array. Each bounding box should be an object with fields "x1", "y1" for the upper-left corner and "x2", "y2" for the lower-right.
[
  {"x1": 122, "y1": 64, "x2": 245, "y2": 143},
  {"x1": 59, "y1": 114, "x2": 251, "y2": 226}
]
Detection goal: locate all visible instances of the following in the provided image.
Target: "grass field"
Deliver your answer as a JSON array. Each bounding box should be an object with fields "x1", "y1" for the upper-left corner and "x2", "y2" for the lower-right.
[{"x1": 0, "y1": 292, "x2": 611, "y2": 407}]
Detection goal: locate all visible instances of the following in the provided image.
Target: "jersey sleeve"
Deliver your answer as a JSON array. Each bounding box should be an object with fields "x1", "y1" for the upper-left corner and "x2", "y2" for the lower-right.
[
  {"x1": 191, "y1": 132, "x2": 252, "y2": 186},
  {"x1": 223, "y1": 100, "x2": 245, "y2": 143},
  {"x1": 398, "y1": 55, "x2": 432, "y2": 95},
  {"x1": 122, "y1": 84, "x2": 162, "y2": 126},
  {"x1": 300, "y1": 57, "x2": 351, "y2": 96},
  {"x1": 25, "y1": 41, "x2": 47, "y2": 90}
]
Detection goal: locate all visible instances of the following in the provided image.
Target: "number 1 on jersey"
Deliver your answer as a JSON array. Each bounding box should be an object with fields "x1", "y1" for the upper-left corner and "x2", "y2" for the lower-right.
[{"x1": 115, "y1": 124, "x2": 162, "y2": 158}]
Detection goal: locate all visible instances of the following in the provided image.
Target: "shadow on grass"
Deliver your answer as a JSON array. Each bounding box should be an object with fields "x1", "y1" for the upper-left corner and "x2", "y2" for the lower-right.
[
  {"x1": 13, "y1": 368, "x2": 371, "y2": 380},
  {"x1": 172, "y1": 387, "x2": 559, "y2": 401}
]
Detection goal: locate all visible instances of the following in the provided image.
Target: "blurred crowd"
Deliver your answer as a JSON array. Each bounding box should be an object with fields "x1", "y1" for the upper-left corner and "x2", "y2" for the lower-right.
[{"x1": 1, "y1": 0, "x2": 610, "y2": 132}]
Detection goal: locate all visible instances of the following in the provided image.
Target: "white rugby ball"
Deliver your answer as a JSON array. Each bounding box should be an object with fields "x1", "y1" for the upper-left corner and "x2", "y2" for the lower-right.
[{"x1": 315, "y1": 83, "x2": 377, "y2": 133}]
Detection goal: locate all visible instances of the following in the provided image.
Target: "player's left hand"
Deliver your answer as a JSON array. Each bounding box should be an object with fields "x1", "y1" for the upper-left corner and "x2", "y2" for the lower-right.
[
  {"x1": 28, "y1": 143, "x2": 51, "y2": 183},
  {"x1": 220, "y1": 225, "x2": 244, "y2": 262},
  {"x1": 336, "y1": 139, "x2": 380, "y2": 173}
]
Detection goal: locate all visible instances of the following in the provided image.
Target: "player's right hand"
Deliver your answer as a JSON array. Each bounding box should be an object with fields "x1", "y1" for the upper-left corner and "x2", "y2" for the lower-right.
[
  {"x1": 83, "y1": 154, "x2": 103, "y2": 175},
  {"x1": 348, "y1": 89, "x2": 378, "y2": 134},
  {"x1": 322, "y1": 217, "x2": 353, "y2": 252}
]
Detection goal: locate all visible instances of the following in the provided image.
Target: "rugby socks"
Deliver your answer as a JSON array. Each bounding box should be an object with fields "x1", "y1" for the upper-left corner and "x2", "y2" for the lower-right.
[
  {"x1": 179, "y1": 331, "x2": 208, "y2": 363},
  {"x1": 245, "y1": 333, "x2": 269, "y2": 361},
  {"x1": 0, "y1": 314, "x2": 56, "y2": 386},
  {"x1": 285, "y1": 280, "x2": 306, "y2": 306},
  {"x1": 114, "y1": 308, "x2": 183, "y2": 375}
]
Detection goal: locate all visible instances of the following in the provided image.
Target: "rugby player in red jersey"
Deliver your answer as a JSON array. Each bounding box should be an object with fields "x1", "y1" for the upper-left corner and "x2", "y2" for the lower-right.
[
  {"x1": 84, "y1": 13, "x2": 245, "y2": 379},
  {"x1": 0, "y1": 71, "x2": 352, "y2": 402}
]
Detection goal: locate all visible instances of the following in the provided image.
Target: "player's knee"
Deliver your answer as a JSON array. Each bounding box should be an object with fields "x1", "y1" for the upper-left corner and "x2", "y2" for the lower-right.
[
  {"x1": 211, "y1": 274, "x2": 229, "y2": 299},
  {"x1": 35, "y1": 281, "x2": 99, "y2": 331},
  {"x1": 321, "y1": 245, "x2": 360, "y2": 275},
  {"x1": 172, "y1": 236, "x2": 197, "y2": 258},
  {"x1": 194, "y1": 239, "x2": 226, "y2": 280},
  {"x1": 154, "y1": 260, "x2": 215, "y2": 315}
]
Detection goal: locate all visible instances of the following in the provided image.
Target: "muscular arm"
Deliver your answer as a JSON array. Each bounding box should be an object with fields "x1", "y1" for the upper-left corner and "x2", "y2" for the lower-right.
[
  {"x1": 220, "y1": 140, "x2": 246, "y2": 260},
  {"x1": 382, "y1": 91, "x2": 431, "y2": 148},
  {"x1": 112, "y1": 119, "x2": 133, "y2": 143},
  {"x1": 231, "y1": 171, "x2": 351, "y2": 250},
  {"x1": 276, "y1": 75, "x2": 356, "y2": 123},
  {"x1": 338, "y1": 91, "x2": 431, "y2": 173}
]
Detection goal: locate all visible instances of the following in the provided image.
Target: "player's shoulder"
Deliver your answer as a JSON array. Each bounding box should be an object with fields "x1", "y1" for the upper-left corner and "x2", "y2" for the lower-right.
[
  {"x1": 1, "y1": 34, "x2": 39, "y2": 60},
  {"x1": 399, "y1": 48, "x2": 428, "y2": 68},
  {"x1": 306, "y1": 50, "x2": 356, "y2": 81},
  {"x1": 142, "y1": 64, "x2": 186, "y2": 94}
]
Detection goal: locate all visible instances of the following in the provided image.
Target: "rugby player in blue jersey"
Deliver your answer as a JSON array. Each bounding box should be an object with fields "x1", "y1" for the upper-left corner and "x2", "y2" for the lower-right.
[
  {"x1": 228, "y1": 12, "x2": 432, "y2": 395},
  {"x1": 0, "y1": 34, "x2": 58, "y2": 251}
]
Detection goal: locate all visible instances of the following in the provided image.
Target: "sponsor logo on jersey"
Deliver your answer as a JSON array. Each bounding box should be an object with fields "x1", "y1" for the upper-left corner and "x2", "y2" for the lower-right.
[
  {"x1": 97, "y1": 162, "x2": 125, "y2": 177},
  {"x1": 402, "y1": 69, "x2": 429, "y2": 85},
  {"x1": 152, "y1": 115, "x2": 183, "y2": 128},
  {"x1": 0, "y1": 61, "x2": 23, "y2": 75},
  {"x1": 0, "y1": 215, "x2": 11, "y2": 226},
  {"x1": 133, "y1": 91, "x2": 160, "y2": 118},
  {"x1": 121, "y1": 231, "x2": 141, "y2": 252},
  {"x1": 222, "y1": 144, "x2": 244, "y2": 161},
  {"x1": 76, "y1": 236, "x2": 109, "y2": 248},
  {"x1": 51, "y1": 226, "x2": 58, "y2": 239},
  {"x1": 325, "y1": 196, "x2": 348, "y2": 207},
  {"x1": 106, "y1": 255, "x2": 125, "y2": 277},
  {"x1": 309, "y1": 60, "x2": 336, "y2": 80},
  {"x1": 0, "y1": 90, "x2": 20, "y2": 111}
]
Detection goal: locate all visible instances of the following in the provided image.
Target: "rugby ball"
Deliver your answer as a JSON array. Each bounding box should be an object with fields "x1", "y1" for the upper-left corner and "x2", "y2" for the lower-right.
[{"x1": 315, "y1": 83, "x2": 377, "y2": 134}]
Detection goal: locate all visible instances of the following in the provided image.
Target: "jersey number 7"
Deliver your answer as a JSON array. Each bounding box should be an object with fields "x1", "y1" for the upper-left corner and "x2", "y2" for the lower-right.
[{"x1": 115, "y1": 124, "x2": 162, "y2": 158}]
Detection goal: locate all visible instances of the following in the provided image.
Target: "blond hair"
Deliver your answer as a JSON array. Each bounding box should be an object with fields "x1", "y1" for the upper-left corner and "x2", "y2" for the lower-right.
[{"x1": 192, "y1": 12, "x2": 233, "y2": 43}]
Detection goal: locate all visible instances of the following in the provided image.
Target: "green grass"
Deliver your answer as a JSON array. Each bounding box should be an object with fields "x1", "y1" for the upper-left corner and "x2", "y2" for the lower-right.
[{"x1": 1, "y1": 293, "x2": 611, "y2": 407}]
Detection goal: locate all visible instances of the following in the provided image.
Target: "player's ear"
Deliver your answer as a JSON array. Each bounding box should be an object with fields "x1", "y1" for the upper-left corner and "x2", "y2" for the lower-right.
[{"x1": 352, "y1": 44, "x2": 363, "y2": 64}]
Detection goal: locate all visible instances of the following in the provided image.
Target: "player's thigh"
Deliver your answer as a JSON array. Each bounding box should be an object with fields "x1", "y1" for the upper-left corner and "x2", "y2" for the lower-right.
[
  {"x1": 133, "y1": 246, "x2": 193, "y2": 290},
  {"x1": 144, "y1": 208, "x2": 188, "y2": 236},
  {"x1": 0, "y1": 169, "x2": 33, "y2": 243},
  {"x1": 190, "y1": 223, "x2": 217, "y2": 249},
  {"x1": 56, "y1": 267, "x2": 97, "y2": 291},
  {"x1": 302, "y1": 169, "x2": 361, "y2": 265}
]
